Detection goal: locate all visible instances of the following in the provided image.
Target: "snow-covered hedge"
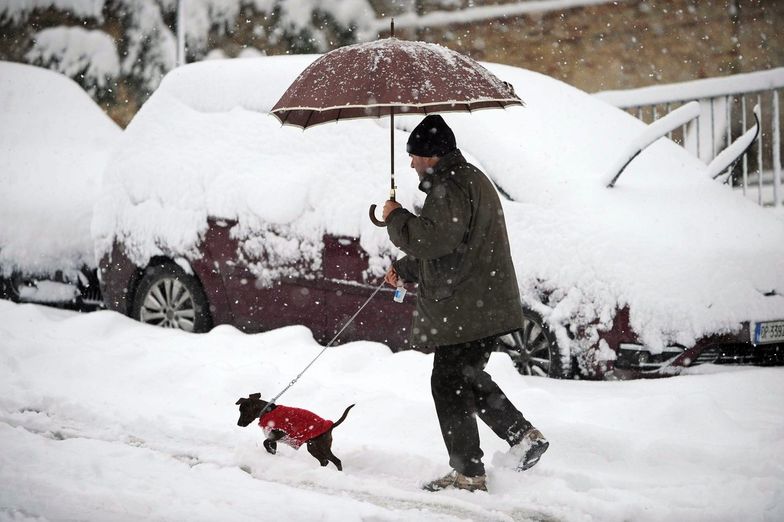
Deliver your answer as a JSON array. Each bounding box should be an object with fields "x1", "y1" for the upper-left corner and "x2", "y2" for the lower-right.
[
  {"x1": 25, "y1": 26, "x2": 120, "y2": 96},
  {"x1": 2, "y1": 0, "x2": 376, "y2": 102},
  {"x1": 0, "y1": 0, "x2": 106, "y2": 24}
]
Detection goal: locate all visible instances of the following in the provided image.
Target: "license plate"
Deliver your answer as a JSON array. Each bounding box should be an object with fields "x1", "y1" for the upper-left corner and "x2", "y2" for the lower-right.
[{"x1": 752, "y1": 320, "x2": 784, "y2": 345}]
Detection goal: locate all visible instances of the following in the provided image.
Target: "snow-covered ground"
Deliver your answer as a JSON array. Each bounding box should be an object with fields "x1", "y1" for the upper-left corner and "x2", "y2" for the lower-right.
[{"x1": 1, "y1": 300, "x2": 782, "y2": 521}]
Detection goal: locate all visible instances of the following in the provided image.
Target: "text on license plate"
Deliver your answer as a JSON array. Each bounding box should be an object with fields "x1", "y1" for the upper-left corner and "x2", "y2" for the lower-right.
[{"x1": 752, "y1": 320, "x2": 784, "y2": 345}]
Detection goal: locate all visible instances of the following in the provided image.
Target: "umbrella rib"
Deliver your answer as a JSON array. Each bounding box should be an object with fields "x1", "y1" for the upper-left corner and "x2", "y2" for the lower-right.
[{"x1": 303, "y1": 109, "x2": 315, "y2": 129}]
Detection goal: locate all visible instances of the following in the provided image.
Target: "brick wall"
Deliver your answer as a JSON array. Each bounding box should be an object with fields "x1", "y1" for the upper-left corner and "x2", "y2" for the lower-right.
[{"x1": 390, "y1": 0, "x2": 784, "y2": 93}]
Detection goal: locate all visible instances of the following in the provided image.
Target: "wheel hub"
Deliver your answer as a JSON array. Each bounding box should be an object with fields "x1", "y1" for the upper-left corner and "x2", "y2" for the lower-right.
[
  {"x1": 139, "y1": 276, "x2": 197, "y2": 332},
  {"x1": 500, "y1": 315, "x2": 554, "y2": 377}
]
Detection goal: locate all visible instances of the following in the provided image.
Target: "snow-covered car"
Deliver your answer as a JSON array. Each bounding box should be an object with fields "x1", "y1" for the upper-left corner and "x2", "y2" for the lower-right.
[
  {"x1": 0, "y1": 62, "x2": 121, "y2": 309},
  {"x1": 95, "y1": 55, "x2": 784, "y2": 379}
]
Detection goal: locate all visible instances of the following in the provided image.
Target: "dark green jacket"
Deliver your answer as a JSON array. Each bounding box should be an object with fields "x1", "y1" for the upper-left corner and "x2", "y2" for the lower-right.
[{"x1": 387, "y1": 149, "x2": 524, "y2": 347}]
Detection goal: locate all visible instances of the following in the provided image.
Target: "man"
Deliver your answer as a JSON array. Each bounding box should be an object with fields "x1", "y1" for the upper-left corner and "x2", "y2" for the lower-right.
[{"x1": 382, "y1": 115, "x2": 548, "y2": 493}]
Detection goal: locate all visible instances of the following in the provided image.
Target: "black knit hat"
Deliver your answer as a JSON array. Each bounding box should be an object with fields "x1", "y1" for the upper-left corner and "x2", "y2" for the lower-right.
[{"x1": 406, "y1": 115, "x2": 457, "y2": 157}]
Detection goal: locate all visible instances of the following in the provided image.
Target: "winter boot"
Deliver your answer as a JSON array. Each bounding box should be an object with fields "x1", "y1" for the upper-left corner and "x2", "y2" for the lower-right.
[
  {"x1": 509, "y1": 428, "x2": 549, "y2": 471},
  {"x1": 422, "y1": 470, "x2": 488, "y2": 493}
]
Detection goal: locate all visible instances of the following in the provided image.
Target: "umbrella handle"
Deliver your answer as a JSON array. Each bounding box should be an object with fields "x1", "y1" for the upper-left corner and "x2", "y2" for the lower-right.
[{"x1": 369, "y1": 204, "x2": 387, "y2": 227}]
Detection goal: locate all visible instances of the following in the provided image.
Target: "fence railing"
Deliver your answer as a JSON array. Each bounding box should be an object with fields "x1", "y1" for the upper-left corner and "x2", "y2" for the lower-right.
[{"x1": 596, "y1": 68, "x2": 784, "y2": 209}]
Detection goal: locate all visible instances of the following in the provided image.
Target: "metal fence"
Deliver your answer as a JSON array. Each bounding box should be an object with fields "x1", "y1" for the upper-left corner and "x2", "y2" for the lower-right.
[{"x1": 596, "y1": 68, "x2": 784, "y2": 209}]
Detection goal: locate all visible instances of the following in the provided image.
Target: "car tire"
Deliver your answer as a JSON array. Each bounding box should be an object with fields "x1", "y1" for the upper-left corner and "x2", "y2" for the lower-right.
[
  {"x1": 0, "y1": 273, "x2": 22, "y2": 302},
  {"x1": 75, "y1": 268, "x2": 103, "y2": 311},
  {"x1": 131, "y1": 262, "x2": 212, "y2": 333},
  {"x1": 498, "y1": 308, "x2": 573, "y2": 379}
]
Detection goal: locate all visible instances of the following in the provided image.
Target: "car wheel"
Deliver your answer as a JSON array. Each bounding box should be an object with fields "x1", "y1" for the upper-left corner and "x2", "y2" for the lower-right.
[
  {"x1": 131, "y1": 263, "x2": 212, "y2": 333},
  {"x1": 0, "y1": 273, "x2": 22, "y2": 302},
  {"x1": 499, "y1": 309, "x2": 573, "y2": 378}
]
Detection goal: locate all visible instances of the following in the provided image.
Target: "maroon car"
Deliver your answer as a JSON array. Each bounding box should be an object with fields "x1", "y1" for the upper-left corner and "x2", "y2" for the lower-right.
[
  {"x1": 99, "y1": 218, "x2": 417, "y2": 350},
  {"x1": 98, "y1": 216, "x2": 784, "y2": 381},
  {"x1": 95, "y1": 56, "x2": 784, "y2": 381}
]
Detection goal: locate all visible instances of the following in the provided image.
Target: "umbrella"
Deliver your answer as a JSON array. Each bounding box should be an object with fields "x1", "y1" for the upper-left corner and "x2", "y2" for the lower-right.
[{"x1": 270, "y1": 21, "x2": 523, "y2": 226}]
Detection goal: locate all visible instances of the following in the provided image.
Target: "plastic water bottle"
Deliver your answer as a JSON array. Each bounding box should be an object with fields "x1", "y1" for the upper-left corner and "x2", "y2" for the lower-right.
[{"x1": 393, "y1": 281, "x2": 407, "y2": 303}]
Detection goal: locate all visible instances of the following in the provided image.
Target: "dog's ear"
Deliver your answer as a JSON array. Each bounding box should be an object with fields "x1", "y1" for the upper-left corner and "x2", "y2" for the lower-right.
[
  {"x1": 249, "y1": 393, "x2": 261, "y2": 400},
  {"x1": 235, "y1": 398, "x2": 245, "y2": 405}
]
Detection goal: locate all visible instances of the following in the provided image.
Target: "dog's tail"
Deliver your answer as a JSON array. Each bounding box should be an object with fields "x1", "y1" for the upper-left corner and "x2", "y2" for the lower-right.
[{"x1": 331, "y1": 404, "x2": 355, "y2": 430}]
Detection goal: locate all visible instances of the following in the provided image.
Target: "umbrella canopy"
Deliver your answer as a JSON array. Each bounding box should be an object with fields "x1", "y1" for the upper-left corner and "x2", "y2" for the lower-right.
[
  {"x1": 270, "y1": 37, "x2": 523, "y2": 128},
  {"x1": 270, "y1": 32, "x2": 523, "y2": 226}
]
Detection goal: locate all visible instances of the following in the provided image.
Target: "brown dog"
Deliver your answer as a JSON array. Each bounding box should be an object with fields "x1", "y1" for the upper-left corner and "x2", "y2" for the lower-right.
[{"x1": 235, "y1": 393, "x2": 354, "y2": 470}]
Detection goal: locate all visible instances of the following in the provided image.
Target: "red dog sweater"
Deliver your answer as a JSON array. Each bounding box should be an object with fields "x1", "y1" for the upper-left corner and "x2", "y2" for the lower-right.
[{"x1": 259, "y1": 405, "x2": 334, "y2": 449}]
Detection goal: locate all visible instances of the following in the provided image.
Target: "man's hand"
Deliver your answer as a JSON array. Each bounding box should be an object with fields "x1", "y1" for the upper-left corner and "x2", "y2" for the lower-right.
[
  {"x1": 382, "y1": 200, "x2": 402, "y2": 221},
  {"x1": 384, "y1": 266, "x2": 400, "y2": 288}
]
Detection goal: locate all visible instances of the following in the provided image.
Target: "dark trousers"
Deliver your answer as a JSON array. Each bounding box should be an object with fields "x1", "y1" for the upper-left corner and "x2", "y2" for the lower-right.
[{"x1": 431, "y1": 336, "x2": 533, "y2": 477}]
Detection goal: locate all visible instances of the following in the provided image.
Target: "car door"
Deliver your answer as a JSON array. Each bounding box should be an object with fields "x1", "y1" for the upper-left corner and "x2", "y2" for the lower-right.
[
  {"x1": 206, "y1": 219, "x2": 327, "y2": 337},
  {"x1": 321, "y1": 235, "x2": 414, "y2": 351}
]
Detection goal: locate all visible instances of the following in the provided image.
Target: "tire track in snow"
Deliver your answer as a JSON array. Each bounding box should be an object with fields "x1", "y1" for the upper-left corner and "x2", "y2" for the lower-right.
[{"x1": 0, "y1": 406, "x2": 556, "y2": 522}]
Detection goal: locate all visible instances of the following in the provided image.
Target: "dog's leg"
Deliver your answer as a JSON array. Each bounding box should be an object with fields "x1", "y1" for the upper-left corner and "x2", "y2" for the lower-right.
[
  {"x1": 263, "y1": 430, "x2": 286, "y2": 455},
  {"x1": 306, "y1": 438, "x2": 331, "y2": 468},
  {"x1": 322, "y1": 431, "x2": 343, "y2": 471},
  {"x1": 307, "y1": 432, "x2": 342, "y2": 471},
  {"x1": 326, "y1": 451, "x2": 342, "y2": 471}
]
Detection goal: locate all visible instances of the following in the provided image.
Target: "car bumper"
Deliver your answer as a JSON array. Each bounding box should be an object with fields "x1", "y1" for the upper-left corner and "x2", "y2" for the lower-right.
[{"x1": 609, "y1": 321, "x2": 784, "y2": 379}]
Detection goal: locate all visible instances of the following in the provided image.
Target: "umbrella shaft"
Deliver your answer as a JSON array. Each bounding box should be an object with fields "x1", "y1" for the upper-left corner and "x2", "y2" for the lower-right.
[
  {"x1": 389, "y1": 17, "x2": 396, "y2": 201},
  {"x1": 390, "y1": 106, "x2": 396, "y2": 201}
]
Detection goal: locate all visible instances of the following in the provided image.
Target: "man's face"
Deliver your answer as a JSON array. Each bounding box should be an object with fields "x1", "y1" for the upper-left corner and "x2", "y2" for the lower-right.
[{"x1": 410, "y1": 154, "x2": 439, "y2": 180}]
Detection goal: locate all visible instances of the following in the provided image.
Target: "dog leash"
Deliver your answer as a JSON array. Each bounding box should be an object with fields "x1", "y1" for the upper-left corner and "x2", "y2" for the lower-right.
[{"x1": 257, "y1": 280, "x2": 388, "y2": 419}]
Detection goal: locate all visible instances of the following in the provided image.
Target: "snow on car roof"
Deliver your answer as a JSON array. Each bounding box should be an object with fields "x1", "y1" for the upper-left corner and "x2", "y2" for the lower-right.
[
  {"x1": 94, "y1": 55, "x2": 784, "y2": 352},
  {"x1": 0, "y1": 61, "x2": 121, "y2": 279},
  {"x1": 94, "y1": 55, "x2": 422, "y2": 281}
]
